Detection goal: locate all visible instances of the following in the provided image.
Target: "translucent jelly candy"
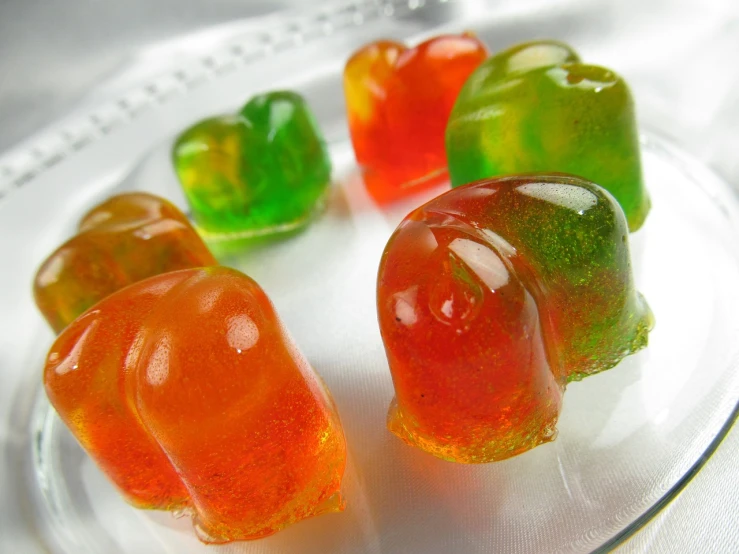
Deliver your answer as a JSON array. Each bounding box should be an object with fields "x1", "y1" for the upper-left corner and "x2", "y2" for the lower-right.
[
  {"x1": 44, "y1": 267, "x2": 346, "y2": 543},
  {"x1": 173, "y1": 91, "x2": 331, "y2": 240},
  {"x1": 34, "y1": 192, "x2": 216, "y2": 333},
  {"x1": 446, "y1": 40, "x2": 650, "y2": 231},
  {"x1": 377, "y1": 174, "x2": 653, "y2": 463},
  {"x1": 344, "y1": 33, "x2": 487, "y2": 203}
]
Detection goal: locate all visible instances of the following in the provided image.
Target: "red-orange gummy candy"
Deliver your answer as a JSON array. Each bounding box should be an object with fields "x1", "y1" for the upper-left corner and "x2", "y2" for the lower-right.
[
  {"x1": 344, "y1": 33, "x2": 487, "y2": 203},
  {"x1": 44, "y1": 267, "x2": 347, "y2": 543},
  {"x1": 377, "y1": 175, "x2": 652, "y2": 463},
  {"x1": 34, "y1": 192, "x2": 216, "y2": 333}
]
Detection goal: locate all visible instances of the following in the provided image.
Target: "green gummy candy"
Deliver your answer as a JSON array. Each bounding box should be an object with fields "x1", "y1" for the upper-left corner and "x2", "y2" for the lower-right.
[
  {"x1": 422, "y1": 173, "x2": 654, "y2": 381},
  {"x1": 173, "y1": 91, "x2": 331, "y2": 240},
  {"x1": 446, "y1": 40, "x2": 650, "y2": 232}
]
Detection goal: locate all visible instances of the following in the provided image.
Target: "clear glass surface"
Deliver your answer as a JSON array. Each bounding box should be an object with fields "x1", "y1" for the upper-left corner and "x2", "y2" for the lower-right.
[{"x1": 2, "y1": 2, "x2": 739, "y2": 553}]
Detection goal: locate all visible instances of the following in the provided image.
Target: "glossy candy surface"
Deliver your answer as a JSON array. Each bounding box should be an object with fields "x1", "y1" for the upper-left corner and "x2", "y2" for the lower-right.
[
  {"x1": 446, "y1": 40, "x2": 650, "y2": 231},
  {"x1": 44, "y1": 267, "x2": 347, "y2": 543},
  {"x1": 344, "y1": 34, "x2": 487, "y2": 203},
  {"x1": 33, "y1": 192, "x2": 216, "y2": 333},
  {"x1": 377, "y1": 174, "x2": 653, "y2": 463},
  {"x1": 173, "y1": 91, "x2": 331, "y2": 240}
]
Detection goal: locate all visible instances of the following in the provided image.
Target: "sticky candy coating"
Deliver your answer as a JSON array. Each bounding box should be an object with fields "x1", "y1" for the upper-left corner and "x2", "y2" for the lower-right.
[
  {"x1": 33, "y1": 192, "x2": 216, "y2": 333},
  {"x1": 446, "y1": 40, "x2": 650, "y2": 231},
  {"x1": 173, "y1": 91, "x2": 331, "y2": 240},
  {"x1": 344, "y1": 34, "x2": 487, "y2": 203},
  {"x1": 377, "y1": 174, "x2": 652, "y2": 463},
  {"x1": 44, "y1": 267, "x2": 346, "y2": 543}
]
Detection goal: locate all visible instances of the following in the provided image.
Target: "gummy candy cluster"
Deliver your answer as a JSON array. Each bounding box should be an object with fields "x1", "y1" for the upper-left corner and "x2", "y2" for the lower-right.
[{"x1": 35, "y1": 34, "x2": 652, "y2": 545}]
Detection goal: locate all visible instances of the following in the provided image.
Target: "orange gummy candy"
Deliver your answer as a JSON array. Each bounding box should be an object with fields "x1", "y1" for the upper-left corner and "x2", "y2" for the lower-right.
[
  {"x1": 34, "y1": 192, "x2": 216, "y2": 333},
  {"x1": 44, "y1": 267, "x2": 346, "y2": 543},
  {"x1": 344, "y1": 33, "x2": 487, "y2": 203}
]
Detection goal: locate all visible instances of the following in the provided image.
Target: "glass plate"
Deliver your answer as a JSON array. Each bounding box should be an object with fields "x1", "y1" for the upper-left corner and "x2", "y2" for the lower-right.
[{"x1": 2, "y1": 1, "x2": 739, "y2": 553}]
